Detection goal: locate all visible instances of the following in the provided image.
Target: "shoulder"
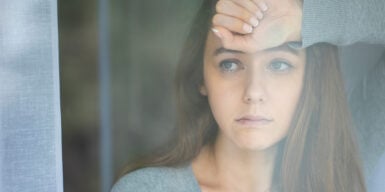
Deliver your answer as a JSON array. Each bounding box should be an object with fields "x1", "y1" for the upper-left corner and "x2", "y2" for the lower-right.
[{"x1": 111, "y1": 165, "x2": 200, "y2": 192}]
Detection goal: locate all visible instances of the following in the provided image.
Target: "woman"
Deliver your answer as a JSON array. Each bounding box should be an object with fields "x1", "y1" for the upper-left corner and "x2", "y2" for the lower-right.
[
  {"x1": 112, "y1": 0, "x2": 366, "y2": 191},
  {"x1": 211, "y1": 0, "x2": 385, "y2": 190}
]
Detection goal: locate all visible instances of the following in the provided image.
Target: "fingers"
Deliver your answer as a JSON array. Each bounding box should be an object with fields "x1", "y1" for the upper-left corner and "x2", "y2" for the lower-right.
[
  {"x1": 215, "y1": 0, "x2": 259, "y2": 30},
  {"x1": 214, "y1": 0, "x2": 269, "y2": 34},
  {"x1": 229, "y1": 0, "x2": 264, "y2": 19},
  {"x1": 251, "y1": 0, "x2": 268, "y2": 12},
  {"x1": 211, "y1": 26, "x2": 258, "y2": 53},
  {"x1": 213, "y1": 14, "x2": 254, "y2": 34},
  {"x1": 216, "y1": 0, "x2": 267, "y2": 19}
]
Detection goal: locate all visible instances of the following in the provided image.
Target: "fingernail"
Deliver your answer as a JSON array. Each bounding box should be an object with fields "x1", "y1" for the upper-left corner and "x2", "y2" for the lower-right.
[
  {"x1": 259, "y1": 1, "x2": 268, "y2": 11},
  {"x1": 211, "y1": 28, "x2": 222, "y2": 39},
  {"x1": 243, "y1": 24, "x2": 253, "y2": 33},
  {"x1": 255, "y1": 11, "x2": 263, "y2": 20},
  {"x1": 249, "y1": 17, "x2": 259, "y2": 27}
]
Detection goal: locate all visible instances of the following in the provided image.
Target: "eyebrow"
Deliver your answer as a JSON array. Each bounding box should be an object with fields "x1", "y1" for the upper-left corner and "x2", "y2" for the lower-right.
[
  {"x1": 213, "y1": 42, "x2": 301, "y2": 56},
  {"x1": 214, "y1": 47, "x2": 245, "y2": 56}
]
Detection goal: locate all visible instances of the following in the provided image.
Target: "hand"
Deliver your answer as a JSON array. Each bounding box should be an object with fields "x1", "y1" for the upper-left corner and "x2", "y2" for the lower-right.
[{"x1": 212, "y1": 0, "x2": 303, "y2": 53}]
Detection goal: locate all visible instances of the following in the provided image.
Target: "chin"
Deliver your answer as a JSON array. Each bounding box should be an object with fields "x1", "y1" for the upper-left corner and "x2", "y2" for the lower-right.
[
  {"x1": 237, "y1": 141, "x2": 276, "y2": 151},
  {"x1": 234, "y1": 134, "x2": 284, "y2": 152}
]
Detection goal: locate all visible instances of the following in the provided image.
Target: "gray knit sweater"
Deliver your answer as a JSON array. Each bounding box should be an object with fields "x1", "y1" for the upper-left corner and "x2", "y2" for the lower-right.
[
  {"x1": 111, "y1": 165, "x2": 200, "y2": 192},
  {"x1": 301, "y1": 0, "x2": 385, "y2": 47}
]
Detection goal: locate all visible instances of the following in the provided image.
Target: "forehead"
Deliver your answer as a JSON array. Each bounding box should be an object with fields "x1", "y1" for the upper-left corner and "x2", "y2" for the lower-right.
[{"x1": 204, "y1": 31, "x2": 305, "y2": 57}]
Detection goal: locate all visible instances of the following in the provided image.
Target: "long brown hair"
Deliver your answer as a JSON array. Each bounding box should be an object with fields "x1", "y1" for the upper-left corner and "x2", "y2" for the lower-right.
[{"x1": 121, "y1": 0, "x2": 366, "y2": 191}]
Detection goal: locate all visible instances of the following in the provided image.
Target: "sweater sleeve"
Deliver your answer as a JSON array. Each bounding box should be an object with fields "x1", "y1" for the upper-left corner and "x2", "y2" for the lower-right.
[{"x1": 301, "y1": 0, "x2": 385, "y2": 47}]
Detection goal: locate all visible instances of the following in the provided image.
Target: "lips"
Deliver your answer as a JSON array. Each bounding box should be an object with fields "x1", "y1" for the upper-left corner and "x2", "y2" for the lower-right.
[{"x1": 235, "y1": 115, "x2": 273, "y2": 126}]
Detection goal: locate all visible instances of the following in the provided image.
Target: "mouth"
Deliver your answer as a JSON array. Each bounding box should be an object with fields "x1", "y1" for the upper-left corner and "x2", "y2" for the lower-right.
[{"x1": 235, "y1": 115, "x2": 273, "y2": 126}]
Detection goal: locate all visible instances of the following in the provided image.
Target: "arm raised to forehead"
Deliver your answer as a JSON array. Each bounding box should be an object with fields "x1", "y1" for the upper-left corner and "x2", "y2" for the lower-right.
[{"x1": 211, "y1": 0, "x2": 385, "y2": 53}]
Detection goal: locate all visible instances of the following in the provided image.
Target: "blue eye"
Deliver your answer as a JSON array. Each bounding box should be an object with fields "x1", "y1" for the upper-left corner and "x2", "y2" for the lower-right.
[
  {"x1": 268, "y1": 60, "x2": 293, "y2": 72},
  {"x1": 219, "y1": 60, "x2": 241, "y2": 72}
]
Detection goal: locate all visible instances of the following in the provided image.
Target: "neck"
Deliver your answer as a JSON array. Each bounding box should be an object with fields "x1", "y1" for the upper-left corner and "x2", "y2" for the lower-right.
[{"x1": 193, "y1": 135, "x2": 278, "y2": 192}]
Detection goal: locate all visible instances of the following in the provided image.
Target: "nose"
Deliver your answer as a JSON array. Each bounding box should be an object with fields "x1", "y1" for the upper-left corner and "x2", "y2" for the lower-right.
[{"x1": 242, "y1": 71, "x2": 267, "y2": 104}]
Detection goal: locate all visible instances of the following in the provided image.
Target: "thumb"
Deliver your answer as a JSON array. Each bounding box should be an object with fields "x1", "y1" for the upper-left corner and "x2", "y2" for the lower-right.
[
  {"x1": 211, "y1": 26, "x2": 234, "y2": 48},
  {"x1": 211, "y1": 26, "x2": 256, "y2": 52}
]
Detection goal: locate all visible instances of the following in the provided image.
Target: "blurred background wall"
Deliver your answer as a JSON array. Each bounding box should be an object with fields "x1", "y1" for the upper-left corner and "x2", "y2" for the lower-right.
[{"x1": 59, "y1": 0, "x2": 202, "y2": 191}]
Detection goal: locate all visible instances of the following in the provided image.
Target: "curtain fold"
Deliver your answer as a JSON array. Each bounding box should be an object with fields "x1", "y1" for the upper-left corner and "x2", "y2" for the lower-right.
[{"x1": 0, "y1": 0, "x2": 63, "y2": 191}]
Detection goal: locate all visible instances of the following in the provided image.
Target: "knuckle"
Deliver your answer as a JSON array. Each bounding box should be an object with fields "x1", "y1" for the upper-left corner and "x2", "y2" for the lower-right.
[
  {"x1": 228, "y1": 20, "x2": 244, "y2": 33},
  {"x1": 240, "y1": 0, "x2": 258, "y2": 16},
  {"x1": 241, "y1": 11, "x2": 252, "y2": 20},
  {"x1": 227, "y1": 19, "x2": 242, "y2": 32},
  {"x1": 235, "y1": 21, "x2": 245, "y2": 31},
  {"x1": 249, "y1": 4, "x2": 260, "y2": 13}
]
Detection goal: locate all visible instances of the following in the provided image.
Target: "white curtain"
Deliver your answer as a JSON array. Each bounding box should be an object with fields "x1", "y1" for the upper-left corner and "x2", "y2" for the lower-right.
[{"x1": 0, "y1": 0, "x2": 63, "y2": 191}]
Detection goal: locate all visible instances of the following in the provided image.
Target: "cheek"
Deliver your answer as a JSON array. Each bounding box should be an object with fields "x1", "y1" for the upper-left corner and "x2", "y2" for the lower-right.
[
  {"x1": 206, "y1": 81, "x2": 241, "y2": 122},
  {"x1": 270, "y1": 76, "x2": 303, "y2": 129},
  {"x1": 203, "y1": 70, "x2": 244, "y2": 127}
]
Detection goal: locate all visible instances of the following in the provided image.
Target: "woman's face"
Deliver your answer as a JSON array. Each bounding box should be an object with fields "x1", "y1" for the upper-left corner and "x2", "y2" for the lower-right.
[{"x1": 201, "y1": 32, "x2": 306, "y2": 151}]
